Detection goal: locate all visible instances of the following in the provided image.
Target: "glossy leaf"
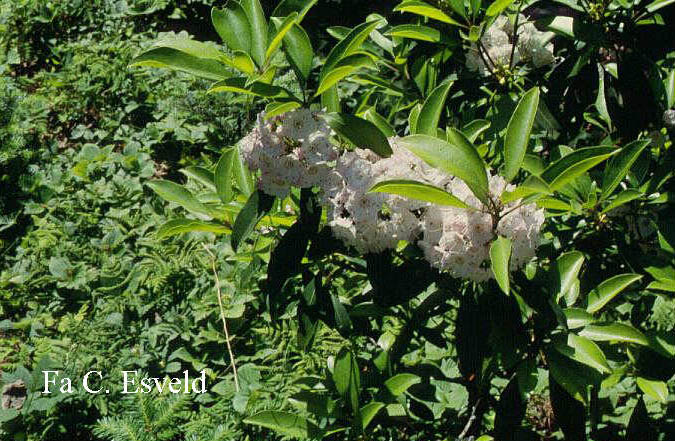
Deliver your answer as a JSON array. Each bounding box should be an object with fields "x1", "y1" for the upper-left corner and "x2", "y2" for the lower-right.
[
  {"x1": 399, "y1": 135, "x2": 489, "y2": 204},
  {"x1": 209, "y1": 77, "x2": 297, "y2": 100},
  {"x1": 564, "y1": 308, "x2": 594, "y2": 329},
  {"x1": 180, "y1": 166, "x2": 216, "y2": 191},
  {"x1": 362, "y1": 108, "x2": 395, "y2": 137},
  {"x1": 232, "y1": 145, "x2": 253, "y2": 195},
  {"x1": 240, "y1": 0, "x2": 268, "y2": 67},
  {"x1": 283, "y1": 23, "x2": 313, "y2": 83},
  {"x1": 636, "y1": 377, "x2": 668, "y2": 403},
  {"x1": 554, "y1": 251, "x2": 585, "y2": 303},
  {"x1": 212, "y1": 5, "x2": 251, "y2": 54},
  {"x1": 334, "y1": 347, "x2": 361, "y2": 412},
  {"x1": 267, "y1": 13, "x2": 299, "y2": 63},
  {"x1": 323, "y1": 112, "x2": 392, "y2": 157},
  {"x1": 601, "y1": 139, "x2": 650, "y2": 199},
  {"x1": 384, "y1": 373, "x2": 421, "y2": 396},
  {"x1": 500, "y1": 175, "x2": 551, "y2": 204},
  {"x1": 321, "y1": 20, "x2": 382, "y2": 82},
  {"x1": 579, "y1": 323, "x2": 650, "y2": 346},
  {"x1": 156, "y1": 219, "x2": 229, "y2": 239},
  {"x1": 129, "y1": 47, "x2": 230, "y2": 81},
  {"x1": 231, "y1": 190, "x2": 275, "y2": 251},
  {"x1": 272, "y1": 0, "x2": 317, "y2": 22},
  {"x1": 586, "y1": 274, "x2": 642, "y2": 314},
  {"x1": 417, "y1": 80, "x2": 453, "y2": 136},
  {"x1": 215, "y1": 148, "x2": 236, "y2": 204},
  {"x1": 463, "y1": 119, "x2": 491, "y2": 142},
  {"x1": 541, "y1": 146, "x2": 617, "y2": 191},
  {"x1": 490, "y1": 236, "x2": 512, "y2": 295},
  {"x1": 394, "y1": 0, "x2": 464, "y2": 26},
  {"x1": 315, "y1": 53, "x2": 375, "y2": 96},
  {"x1": 486, "y1": 0, "x2": 516, "y2": 16},
  {"x1": 386, "y1": 24, "x2": 442, "y2": 42},
  {"x1": 360, "y1": 402, "x2": 384, "y2": 429},
  {"x1": 244, "y1": 411, "x2": 321, "y2": 439},
  {"x1": 556, "y1": 333, "x2": 611, "y2": 374},
  {"x1": 147, "y1": 180, "x2": 211, "y2": 218},
  {"x1": 369, "y1": 179, "x2": 472, "y2": 208},
  {"x1": 601, "y1": 189, "x2": 643, "y2": 214},
  {"x1": 503, "y1": 87, "x2": 540, "y2": 181}
]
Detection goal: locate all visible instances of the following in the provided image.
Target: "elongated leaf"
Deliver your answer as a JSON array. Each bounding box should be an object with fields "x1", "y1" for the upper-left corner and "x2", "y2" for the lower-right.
[
  {"x1": 156, "y1": 219, "x2": 229, "y2": 239},
  {"x1": 222, "y1": 50, "x2": 256, "y2": 75},
  {"x1": 240, "y1": 0, "x2": 268, "y2": 67},
  {"x1": 486, "y1": 0, "x2": 515, "y2": 16},
  {"x1": 362, "y1": 108, "x2": 395, "y2": 137},
  {"x1": 384, "y1": 373, "x2": 421, "y2": 396},
  {"x1": 283, "y1": 23, "x2": 313, "y2": 83},
  {"x1": 554, "y1": 251, "x2": 585, "y2": 303},
  {"x1": 209, "y1": 77, "x2": 297, "y2": 100},
  {"x1": 463, "y1": 119, "x2": 491, "y2": 142},
  {"x1": 394, "y1": 0, "x2": 464, "y2": 26},
  {"x1": 541, "y1": 146, "x2": 617, "y2": 191},
  {"x1": 212, "y1": 5, "x2": 251, "y2": 54},
  {"x1": 267, "y1": 13, "x2": 299, "y2": 62},
  {"x1": 386, "y1": 24, "x2": 442, "y2": 42},
  {"x1": 503, "y1": 87, "x2": 540, "y2": 181},
  {"x1": 564, "y1": 308, "x2": 594, "y2": 329},
  {"x1": 417, "y1": 80, "x2": 453, "y2": 136},
  {"x1": 556, "y1": 333, "x2": 611, "y2": 374},
  {"x1": 501, "y1": 175, "x2": 551, "y2": 204},
  {"x1": 601, "y1": 139, "x2": 650, "y2": 199},
  {"x1": 547, "y1": 350, "x2": 592, "y2": 404},
  {"x1": 231, "y1": 190, "x2": 275, "y2": 251},
  {"x1": 180, "y1": 166, "x2": 215, "y2": 191},
  {"x1": 369, "y1": 179, "x2": 472, "y2": 208},
  {"x1": 323, "y1": 113, "x2": 392, "y2": 157},
  {"x1": 579, "y1": 323, "x2": 650, "y2": 346},
  {"x1": 399, "y1": 135, "x2": 489, "y2": 204},
  {"x1": 147, "y1": 180, "x2": 211, "y2": 217},
  {"x1": 215, "y1": 148, "x2": 236, "y2": 204},
  {"x1": 244, "y1": 411, "x2": 322, "y2": 439},
  {"x1": 272, "y1": 0, "x2": 318, "y2": 22},
  {"x1": 130, "y1": 47, "x2": 230, "y2": 81},
  {"x1": 601, "y1": 189, "x2": 643, "y2": 214},
  {"x1": 264, "y1": 100, "x2": 302, "y2": 119},
  {"x1": 232, "y1": 145, "x2": 253, "y2": 195},
  {"x1": 409, "y1": 103, "x2": 422, "y2": 134},
  {"x1": 360, "y1": 402, "x2": 384, "y2": 429},
  {"x1": 315, "y1": 53, "x2": 375, "y2": 96},
  {"x1": 334, "y1": 348, "x2": 361, "y2": 412},
  {"x1": 490, "y1": 236, "x2": 512, "y2": 294},
  {"x1": 321, "y1": 20, "x2": 382, "y2": 80},
  {"x1": 646, "y1": 0, "x2": 675, "y2": 12},
  {"x1": 666, "y1": 69, "x2": 675, "y2": 109},
  {"x1": 636, "y1": 377, "x2": 668, "y2": 403},
  {"x1": 587, "y1": 274, "x2": 642, "y2": 314}
]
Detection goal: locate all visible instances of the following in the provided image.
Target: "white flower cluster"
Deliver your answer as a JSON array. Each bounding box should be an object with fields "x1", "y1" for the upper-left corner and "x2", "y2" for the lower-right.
[
  {"x1": 418, "y1": 175, "x2": 545, "y2": 281},
  {"x1": 239, "y1": 109, "x2": 339, "y2": 198},
  {"x1": 466, "y1": 14, "x2": 555, "y2": 76},
  {"x1": 239, "y1": 111, "x2": 545, "y2": 280}
]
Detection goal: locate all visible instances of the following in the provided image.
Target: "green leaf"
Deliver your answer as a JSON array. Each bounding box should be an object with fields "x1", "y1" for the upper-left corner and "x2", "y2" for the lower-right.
[
  {"x1": 283, "y1": 23, "x2": 313, "y2": 83},
  {"x1": 636, "y1": 377, "x2": 668, "y2": 403},
  {"x1": 666, "y1": 69, "x2": 675, "y2": 109},
  {"x1": 369, "y1": 179, "x2": 472, "y2": 208},
  {"x1": 503, "y1": 87, "x2": 540, "y2": 181},
  {"x1": 399, "y1": 135, "x2": 489, "y2": 204},
  {"x1": 384, "y1": 373, "x2": 421, "y2": 396},
  {"x1": 586, "y1": 274, "x2": 642, "y2": 314},
  {"x1": 240, "y1": 0, "x2": 268, "y2": 67},
  {"x1": 500, "y1": 175, "x2": 551, "y2": 204},
  {"x1": 486, "y1": 0, "x2": 516, "y2": 16},
  {"x1": 555, "y1": 333, "x2": 611, "y2": 374},
  {"x1": 409, "y1": 103, "x2": 422, "y2": 134},
  {"x1": 147, "y1": 180, "x2": 211, "y2": 217},
  {"x1": 601, "y1": 189, "x2": 643, "y2": 214},
  {"x1": 212, "y1": 5, "x2": 251, "y2": 54},
  {"x1": 231, "y1": 190, "x2": 275, "y2": 251},
  {"x1": 264, "y1": 100, "x2": 302, "y2": 119},
  {"x1": 360, "y1": 402, "x2": 384, "y2": 429},
  {"x1": 547, "y1": 350, "x2": 593, "y2": 404},
  {"x1": 180, "y1": 166, "x2": 216, "y2": 191},
  {"x1": 244, "y1": 411, "x2": 322, "y2": 439},
  {"x1": 463, "y1": 119, "x2": 491, "y2": 143},
  {"x1": 554, "y1": 251, "x2": 585, "y2": 303},
  {"x1": 215, "y1": 148, "x2": 236, "y2": 204},
  {"x1": 417, "y1": 80, "x2": 454, "y2": 136},
  {"x1": 130, "y1": 47, "x2": 230, "y2": 81},
  {"x1": 232, "y1": 145, "x2": 253, "y2": 196},
  {"x1": 362, "y1": 108, "x2": 395, "y2": 137},
  {"x1": 579, "y1": 323, "x2": 650, "y2": 346},
  {"x1": 209, "y1": 77, "x2": 297, "y2": 100},
  {"x1": 272, "y1": 0, "x2": 318, "y2": 22},
  {"x1": 394, "y1": 0, "x2": 464, "y2": 26},
  {"x1": 267, "y1": 13, "x2": 299, "y2": 62},
  {"x1": 222, "y1": 51, "x2": 256, "y2": 75},
  {"x1": 322, "y1": 112, "x2": 392, "y2": 157},
  {"x1": 601, "y1": 139, "x2": 651, "y2": 199},
  {"x1": 320, "y1": 20, "x2": 383, "y2": 82},
  {"x1": 541, "y1": 146, "x2": 617, "y2": 191},
  {"x1": 646, "y1": 0, "x2": 675, "y2": 13},
  {"x1": 386, "y1": 24, "x2": 443, "y2": 42},
  {"x1": 563, "y1": 308, "x2": 594, "y2": 329},
  {"x1": 156, "y1": 219, "x2": 229, "y2": 239},
  {"x1": 334, "y1": 348, "x2": 361, "y2": 412},
  {"x1": 315, "y1": 53, "x2": 375, "y2": 96},
  {"x1": 490, "y1": 236, "x2": 512, "y2": 295}
]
